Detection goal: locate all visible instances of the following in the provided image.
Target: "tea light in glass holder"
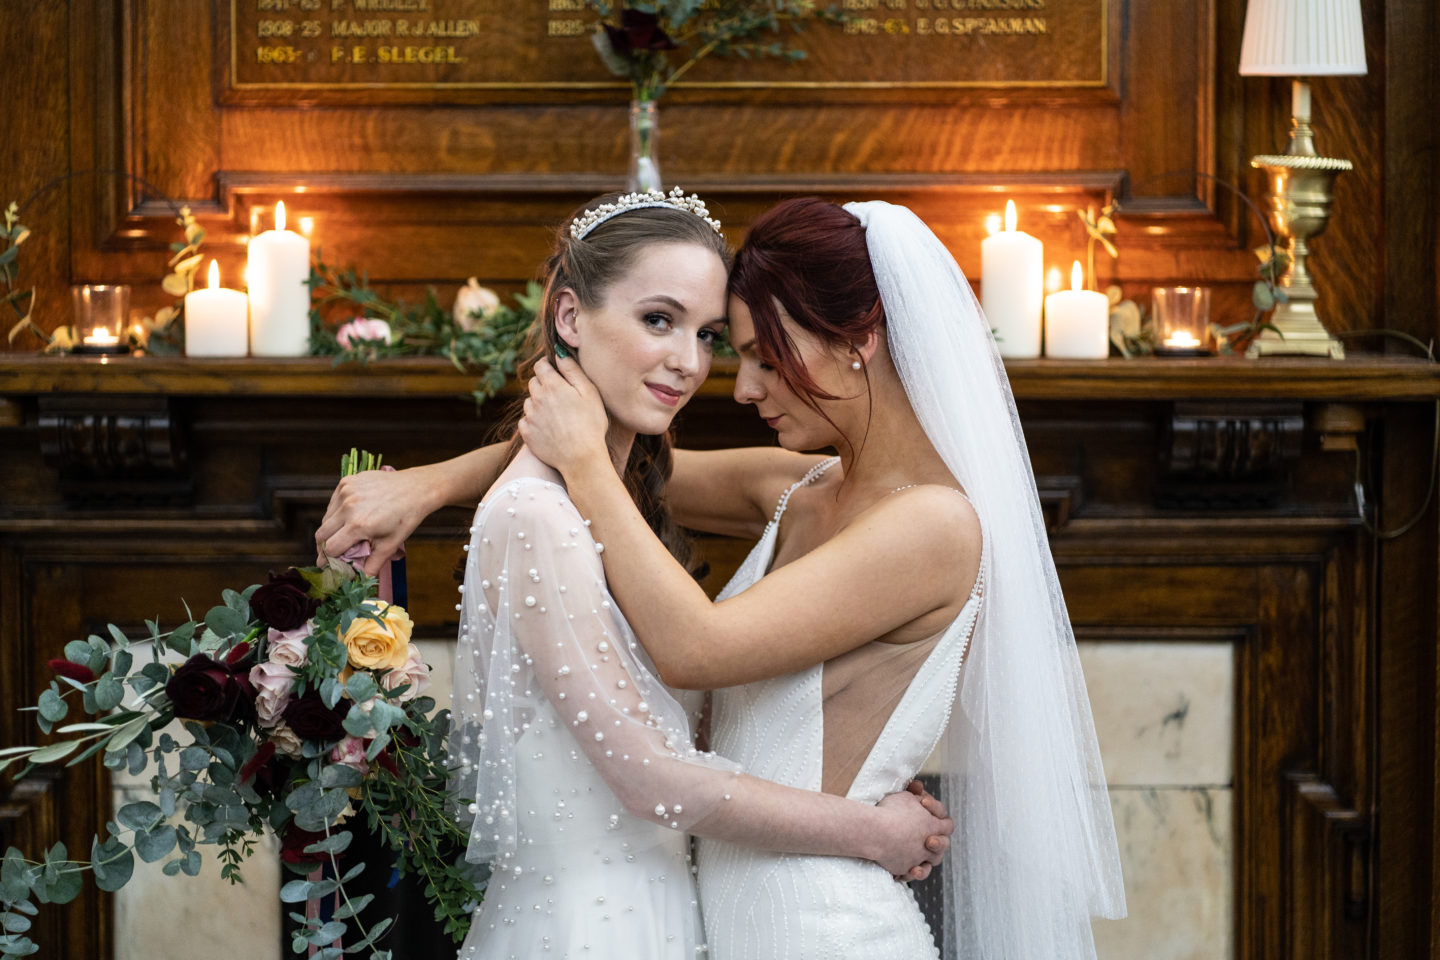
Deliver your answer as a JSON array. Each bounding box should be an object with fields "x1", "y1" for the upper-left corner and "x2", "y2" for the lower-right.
[
  {"x1": 71, "y1": 284, "x2": 132, "y2": 355},
  {"x1": 1152, "y1": 286, "x2": 1214, "y2": 356}
]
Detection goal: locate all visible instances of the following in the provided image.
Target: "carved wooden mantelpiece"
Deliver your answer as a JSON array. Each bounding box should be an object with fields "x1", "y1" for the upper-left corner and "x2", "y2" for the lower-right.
[{"x1": 1, "y1": 354, "x2": 1438, "y2": 960}]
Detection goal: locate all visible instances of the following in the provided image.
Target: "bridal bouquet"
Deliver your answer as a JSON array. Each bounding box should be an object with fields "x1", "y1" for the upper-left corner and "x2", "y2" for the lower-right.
[{"x1": 0, "y1": 452, "x2": 483, "y2": 960}]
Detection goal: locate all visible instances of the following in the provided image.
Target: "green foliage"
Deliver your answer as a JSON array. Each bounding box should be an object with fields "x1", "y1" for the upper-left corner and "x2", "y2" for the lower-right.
[
  {"x1": 1, "y1": 203, "x2": 40, "y2": 352},
  {"x1": 307, "y1": 256, "x2": 538, "y2": 405}
]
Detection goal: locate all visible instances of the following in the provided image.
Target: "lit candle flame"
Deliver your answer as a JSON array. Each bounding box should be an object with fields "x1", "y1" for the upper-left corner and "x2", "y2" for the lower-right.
[
  {"x1": 1165, "y1": 331, "x2": 1202, "y2": 348},
  {"x1": 1070, "y1": 260, "x2": 1084, "y2": 292},
  {"x1": 84, "y1": 327, "x2": 119, "y2": 345},
  {"x1": 275, "y1": 200, "x2": 286, "y2": 232},
  {"x1": 1045, "y1": 265, "x2": 1063, "y2": 293},
  {"x1": 298, "y1": 216, "x2": 315, "y2": 237},
  {"x1": 984, "y1": 213, "x2": 1002, "y2": 236},
  {"x1": 208, "y1": 259, "x2": 220, "y2": 290},
  {"x1": 1004, "y1": 199, "x2": 1017, "y2": 233}
]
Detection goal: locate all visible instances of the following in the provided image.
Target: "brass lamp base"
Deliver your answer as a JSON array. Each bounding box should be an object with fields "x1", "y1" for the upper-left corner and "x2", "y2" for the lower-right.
[
  {"x1": 1245, "y1": 299, "x2": 1346, "y2": 358},
  {"x1": 1245, "y1": 80, "x2": 1352, "y2": 361}
]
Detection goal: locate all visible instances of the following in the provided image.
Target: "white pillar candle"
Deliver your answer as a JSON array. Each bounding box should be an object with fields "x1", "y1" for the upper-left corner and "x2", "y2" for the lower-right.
[
  {"x1": 981, "y1": 200, "x2": 1045, "y2": 358},
  {"x1": 184, "y1": 260, "x2": 249, "y2": 357},
  {"x1": 247, "y1": 201, "x2": 311, "y2": 356},
  {"x1": 1044, "y1": 261, "x2": 1110, "y2": 359}
]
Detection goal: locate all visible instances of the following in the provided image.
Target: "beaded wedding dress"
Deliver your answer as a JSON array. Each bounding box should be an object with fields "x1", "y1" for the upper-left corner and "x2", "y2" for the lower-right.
[
  {"x1": 451, "y1": 470, "x2": 740, "y2": 960},
  {"x1": 698, "y1": 458, "x2": 982, "y2": 960}
]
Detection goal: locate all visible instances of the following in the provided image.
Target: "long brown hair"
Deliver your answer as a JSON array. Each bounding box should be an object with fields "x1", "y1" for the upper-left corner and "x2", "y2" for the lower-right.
[{"x1": 492, "y1": 193, "x2": 732, "y2": 574}]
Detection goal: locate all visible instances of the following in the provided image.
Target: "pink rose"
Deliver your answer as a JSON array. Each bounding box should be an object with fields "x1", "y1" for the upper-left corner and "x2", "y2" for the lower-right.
[
  {"x1": 381, "y1": 644, "x2": 430, "y2": 702},
  {"x1": 336, "y1": 318, "x2": 392, "y2": 348},
  {"x1": 249, "y1": 660, "x2": 298, "y2": 728},
  {"x1": 267, "y1": 624, "x2": 311, "y2": 667},
  {"x1": 330, "y1": 735, "x2": 370, "y2": 776}
]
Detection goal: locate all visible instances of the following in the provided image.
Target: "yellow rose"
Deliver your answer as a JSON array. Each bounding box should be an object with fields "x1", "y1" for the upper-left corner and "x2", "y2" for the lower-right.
[{"x1": 339, "y1": 601, "x2": 414, "y2": 671}]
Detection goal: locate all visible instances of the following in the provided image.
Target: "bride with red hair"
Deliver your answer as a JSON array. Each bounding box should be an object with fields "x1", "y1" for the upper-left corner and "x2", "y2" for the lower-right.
[{"x1": 320, "y1": 195, "x2": 1124, "y2": 959}]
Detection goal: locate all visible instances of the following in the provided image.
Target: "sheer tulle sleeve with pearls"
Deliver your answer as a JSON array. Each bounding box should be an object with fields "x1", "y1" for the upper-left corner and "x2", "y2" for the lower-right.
[{"x1": 449, "y1": 477, "x2": 740, "y2": 865}]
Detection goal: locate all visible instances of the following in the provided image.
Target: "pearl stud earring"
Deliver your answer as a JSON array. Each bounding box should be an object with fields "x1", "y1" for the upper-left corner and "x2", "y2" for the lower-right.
[{"x1": 851, "y1": 360, "x2": 862, "y2": 371}]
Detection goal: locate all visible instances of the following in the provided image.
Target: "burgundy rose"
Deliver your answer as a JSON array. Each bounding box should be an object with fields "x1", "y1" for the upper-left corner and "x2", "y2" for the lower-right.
[
  {"x1": 280, "y1": 823, "x2": 331, "y2": 866},
  {"x1": 282, "y1": 689, "x2": 351, "y2": 743},
  {"x1": 49, "y1": 659, "x2": 96, "y2": 684},
  {"x1": 605, "y1": 9, "x2": 677, "y2": 57},
  {"x1": 165, "y1": 653, "x2": 256, "y2": 724},
  {"x1": 249, "y1": 570, "x2": 320, "y2": 632}
]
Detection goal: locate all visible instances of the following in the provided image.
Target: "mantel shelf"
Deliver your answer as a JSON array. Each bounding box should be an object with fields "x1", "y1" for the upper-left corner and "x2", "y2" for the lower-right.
[{"x1": 1, "y1": 355, "x2": 1437, "y2": 403}]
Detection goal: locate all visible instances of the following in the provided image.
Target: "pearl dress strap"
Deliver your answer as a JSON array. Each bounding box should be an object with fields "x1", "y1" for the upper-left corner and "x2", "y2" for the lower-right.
[{"x1": 770, "y1": 456, "x2": 841, "y2": 524}]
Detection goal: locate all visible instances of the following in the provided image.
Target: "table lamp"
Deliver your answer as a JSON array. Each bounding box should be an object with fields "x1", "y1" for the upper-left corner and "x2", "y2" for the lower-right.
[{"x1": 1239, "y1": 0, "x2": 1366, "y2": 359}]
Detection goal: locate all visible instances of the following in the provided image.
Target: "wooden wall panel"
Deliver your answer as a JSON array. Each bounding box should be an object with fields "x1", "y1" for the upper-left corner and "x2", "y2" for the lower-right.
[{"x1": 11, "y1": 0, "x2": 1432, "y2": 348}]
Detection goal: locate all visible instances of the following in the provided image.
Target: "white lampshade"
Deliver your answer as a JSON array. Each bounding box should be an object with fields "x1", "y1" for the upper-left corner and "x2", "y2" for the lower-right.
[{"x1": 1239, "y1": 0, "x2": 1367, "y2": 76}]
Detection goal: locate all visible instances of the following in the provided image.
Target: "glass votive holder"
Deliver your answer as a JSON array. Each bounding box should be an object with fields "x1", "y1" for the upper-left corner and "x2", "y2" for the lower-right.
[
  {"x1": 71, "y1": 284, "x2": 132, "y2": 355},
  {"x1": 1151, "y1": 286, "x2": 1213, "y2": 356}
]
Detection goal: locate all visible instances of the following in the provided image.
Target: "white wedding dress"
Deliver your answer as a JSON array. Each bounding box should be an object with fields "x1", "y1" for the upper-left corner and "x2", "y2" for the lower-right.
[
  {"x1": 452, "y1": 472, "x2": 740, "y2": 960},
  {"x1": 698, "y1": 458, "x2": 981, "y2": 960}
]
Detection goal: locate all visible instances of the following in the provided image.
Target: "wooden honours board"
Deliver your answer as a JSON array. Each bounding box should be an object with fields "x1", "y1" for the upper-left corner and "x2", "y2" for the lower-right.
[{"x1": 226, "y1": 0, "x2": 1109, "y2": 100}]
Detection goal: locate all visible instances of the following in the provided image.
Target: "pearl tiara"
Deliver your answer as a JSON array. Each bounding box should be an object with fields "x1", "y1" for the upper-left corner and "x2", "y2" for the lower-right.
[{"x1": 568, "y1": 187, "x2": 723, "y2": 240}]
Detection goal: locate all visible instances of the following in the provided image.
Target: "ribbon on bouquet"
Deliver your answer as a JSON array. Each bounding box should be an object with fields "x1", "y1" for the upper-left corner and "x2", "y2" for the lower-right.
[{"x1": 306, "y1": 539, "x2": 407, "y2": 957}]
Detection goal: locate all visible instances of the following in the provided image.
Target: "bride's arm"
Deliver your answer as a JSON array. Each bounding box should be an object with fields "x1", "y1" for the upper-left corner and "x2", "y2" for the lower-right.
[
  {"x1": 314, "y1": 444, "x2": 509, "y2": 576},
  {"x1": 466, "y1": 490, "x2": 951, "y2": 877},
  {"x1": 520, "y1": 360, "x2": 981, "y2": 690},
  {"x1": 668, "y1": 448, "x2": 826, "y2": 539}
]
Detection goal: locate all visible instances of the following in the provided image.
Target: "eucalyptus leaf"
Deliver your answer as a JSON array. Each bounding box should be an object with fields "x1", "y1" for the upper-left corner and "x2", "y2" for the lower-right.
[
  {"x1": 1252, "y1": 281, "x2": 1275, "y2": 311},
  {"x1": 0, "y1": 936, "x2": 40, "y2": 956},
  {"x1": 166, "y1": 621, "x2": 196, "y2": 657},
  {"x1": 93, "y1": 674, "x2": 125, "y2": 712},
  {"x1": 2, "y1": 850, "x2": 31, "y2": 902},
  {"x1": 36, "y1": 689, "x2": 67, "y2": 724},
  {"x1": 36, "y1": 864, "x2": 82, "y2": 905},
  {"x1": 116, "y1": 800, "x2": 163, "y2": 832},
  {"x1": 330, "y1": 892, "x2": 374, "y2": 920},
  {"x1": 314, "y1": 921, "x2": 346, "y2": 942},
  {"x1": 204, "y1": 604, "x2": 250, "y2": 640},
  {"x1": 344, "y1": 673, "x2": 378, "y2": 704},
  {"x1": 341, "y1": 709, "x2": 374, "y2": 739},
  {"x1": 28, "y1": 741, "x2": 78, "y2": 765},
  {"x1": 133, "y1": 825, "x2": 177, "y2": 863},
  {"x1": 320, "y1": 677, "x2": 343, "y2": 710},
  {"x1": 90, "y1": 837, "x2": 134, "y2": 892},
  {"x1": 320, "y1": 765, "x2": 363, "y2": 790},
  {"x1": 178, "y1": 746, "x2": 209, "y2": 771},
  {"x1": 108, "y1": 716, "x2": 150, "y2": 755}
]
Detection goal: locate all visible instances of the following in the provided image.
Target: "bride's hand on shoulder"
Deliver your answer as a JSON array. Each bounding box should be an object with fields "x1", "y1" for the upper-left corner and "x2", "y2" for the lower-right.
[
  {"x1": 519, "y1": 357, "x2": 610, "y2": 475},
  {"x1": 315, "y1": 468, "x2": 430, "y2": 577},
  {"x1": 872, "y1": 788, "x2": 954, "y2": 881}
]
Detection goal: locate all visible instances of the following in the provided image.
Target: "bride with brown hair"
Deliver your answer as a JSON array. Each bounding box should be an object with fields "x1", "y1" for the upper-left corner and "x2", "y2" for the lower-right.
[{"x1": 426, "y1": 190, "x2": 951, "y2": 960}]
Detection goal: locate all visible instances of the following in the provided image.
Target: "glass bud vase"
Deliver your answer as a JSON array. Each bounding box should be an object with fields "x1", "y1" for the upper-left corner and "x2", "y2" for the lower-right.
[{"x1": 627, "y1": 98, "x2": 662, "y2": 193}]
